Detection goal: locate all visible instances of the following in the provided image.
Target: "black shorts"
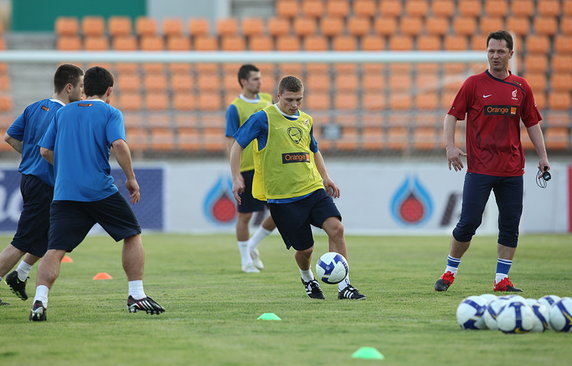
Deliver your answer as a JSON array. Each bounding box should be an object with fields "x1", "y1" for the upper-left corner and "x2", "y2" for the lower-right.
[
  {"x1": 48, "y1": 192, "x2": 141, "y2": 252},
  {"x1": 237, "y1": 170, "x2": 267, "y2": 213},
  {"x1": 268, "y1": 189, "x2": 341, "y2": 251},
  {"x1": 11, "y1": 175, "x2": 53, "y2": 258}
]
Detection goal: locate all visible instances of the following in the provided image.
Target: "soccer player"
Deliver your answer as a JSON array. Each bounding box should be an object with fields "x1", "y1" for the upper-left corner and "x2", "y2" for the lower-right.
[
  {"x1": 230, "y1": 76, "x2": 366, "y2": 300},
  {"x1": 0, "y1": 64, "x2": 84, "y2": 306},
  {"x1": 31, "y1": 66, "x2": 164, "y2": 321},
  {"x1": 225, "y1": 64, "x2": 276, "y2": 273},
  {"x1": 434, "y1": 31, "x2": 550, "y2": 293}
]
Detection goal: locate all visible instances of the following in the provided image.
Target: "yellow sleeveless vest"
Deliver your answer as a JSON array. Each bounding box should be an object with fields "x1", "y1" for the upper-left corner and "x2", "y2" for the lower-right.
[
  {"x1": 252, "y1": 105, "x2": 324, "y2": 200},
  {"x1": 231, "y1": 93, "x2": 273, "y2": 172}
]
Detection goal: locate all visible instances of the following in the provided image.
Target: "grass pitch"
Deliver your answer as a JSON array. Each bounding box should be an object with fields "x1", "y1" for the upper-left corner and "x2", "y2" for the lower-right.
[{"x1": 0, "y1": 233, "x2": 570, "y2": 366}]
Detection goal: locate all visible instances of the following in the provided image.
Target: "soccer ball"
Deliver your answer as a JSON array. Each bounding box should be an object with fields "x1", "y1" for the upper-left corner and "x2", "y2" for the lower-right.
[
  {"x1": 479, "y1": 294, "x2": 497, "y2": 304},
  {"x1": 484, "y1": 297, "x2": 511, "y2": 330},
  {"x1": 315, "y1": 252, "x2": 348, "y2": 284},
  {"x1": 456, "y1": 296, "x2": 487, "y2": 330},
  {"x1": 496, "y1": 301, "x2": 535, "y2": 334},
  {"x1": 538, "y1": 295, "x2": 561, "y2": 308},
  {"x1": 530, "y1": 303, "x2": 550, "y2": 333},
  {"x1": 549, "y1": 298, "x2": 572, "y2": 332}
]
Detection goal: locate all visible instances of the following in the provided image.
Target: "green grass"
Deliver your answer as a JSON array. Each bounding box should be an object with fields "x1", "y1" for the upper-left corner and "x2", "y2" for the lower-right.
[{"x1": 0, "y1": 233, "x2": 571, "y2": 366}]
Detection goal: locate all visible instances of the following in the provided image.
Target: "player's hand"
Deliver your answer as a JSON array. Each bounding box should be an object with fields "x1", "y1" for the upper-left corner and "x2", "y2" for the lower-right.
[
  {"x1": 538, "y1": 159, "x2": 550, "y2": 173},
  {"x1": 232, "y1": 175, "x2": 245, "y2": 205},
  {"x1": 125, "y1": 178, "x2": 140, "y2": 204},
  {"x1": 446, "y1": 146, "x2": 467, "y2": 171},
  {"x1": 323, "y1": 177, "x2": 340, "y2": 198}
]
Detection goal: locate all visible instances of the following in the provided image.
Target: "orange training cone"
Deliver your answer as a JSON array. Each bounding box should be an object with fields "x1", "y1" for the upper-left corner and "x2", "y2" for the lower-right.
[
  {"x1": 61, "y1": 255, "x2": 73, "y2": 263},
  {"x1": 92, "y1": 272, "x2": 112, "y2": 280}
]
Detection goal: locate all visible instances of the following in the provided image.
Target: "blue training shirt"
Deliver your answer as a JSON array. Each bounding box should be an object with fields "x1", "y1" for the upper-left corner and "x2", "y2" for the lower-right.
[
  {"x1": 7, "y1": 98, "x2": 66, "y2": 186},
  {"x1": 39, "y1": 99, "x2": 126, "y2": 202}
]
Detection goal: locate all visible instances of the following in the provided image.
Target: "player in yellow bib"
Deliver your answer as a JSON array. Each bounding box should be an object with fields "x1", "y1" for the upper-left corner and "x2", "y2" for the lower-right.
[
  {"x1": 230, "y1": 76, "x2": 366, "y2": 300},
  {"x1": 225, "y1": 64, "x2": 276, "y2": 273}
]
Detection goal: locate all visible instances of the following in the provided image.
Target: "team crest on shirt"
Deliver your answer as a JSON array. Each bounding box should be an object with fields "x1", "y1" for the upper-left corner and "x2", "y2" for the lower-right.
[
  {"x1": 287, "y1": 127, "x2": 303, "y2": 144},
  {"x1": 511, "y1": 89, "x2": 519, "y2": 101}
]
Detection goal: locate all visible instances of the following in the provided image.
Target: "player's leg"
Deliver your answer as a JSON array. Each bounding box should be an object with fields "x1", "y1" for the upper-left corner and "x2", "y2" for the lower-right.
[
  {"x1": 0, "y1": 244, "x2": 25, "y2": 305},
  {"x1": 237, "y1": 170, "x2": 265, "y2": 272},
  {"x1": 30, "y1": 248, "x2": 66, "y2": 321},
  {"x1": 248, "y1": 211, "x2": 276, "y2": 270},
  {"x1": 236, "y1": 211, "x2": 258, "y2": 272},
  {"x1": 492, "y1": 176, "x2": 523, "y2": 292},
  {"x1": 435, "y1": 173, "x2": 493, "y2": 291}
]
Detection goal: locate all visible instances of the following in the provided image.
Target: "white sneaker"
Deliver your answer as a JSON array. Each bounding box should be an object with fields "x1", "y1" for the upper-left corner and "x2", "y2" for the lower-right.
[
  {"x1": 242, "y1": 262, "x2": 260, "y2": 273},
  {"x1": 250, "y1": 248, "x2": 264, "y2": 270}
]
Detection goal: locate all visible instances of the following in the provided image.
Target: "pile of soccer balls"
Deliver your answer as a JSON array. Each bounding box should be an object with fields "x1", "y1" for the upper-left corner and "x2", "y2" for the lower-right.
[{"x1": 456, "y1": 294, "x2": 572, "y2": 333}]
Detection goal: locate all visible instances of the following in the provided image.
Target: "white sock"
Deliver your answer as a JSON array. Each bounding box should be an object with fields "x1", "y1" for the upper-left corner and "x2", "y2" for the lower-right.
[
  {"x1": 248, "y1": 227, "x2": 272, "y2": 251},
  {"x1": 495, "y1": 273, "x2": 508, "y2": 284},
  {"x1": 128, "y1": 280, "x2": 146, "y2": 300},
  {"x1": 16, "y1": 260, "x2": 33, "y2": 281},
  {"x1": 299, "y1": 268, "x2": 314, "y2": 282},
  {"x1": 338, "y1": 274, "x2": 350, "y2": 291},
  {"x1": 34, "y1": 285, "x2": 49, "y2": 308},
  {"x1": 238, "y1": 241, "x2": 251, "y2": 267},
  {"x1": 445, "y1": 265, "x2": 459, "y2": 275}
]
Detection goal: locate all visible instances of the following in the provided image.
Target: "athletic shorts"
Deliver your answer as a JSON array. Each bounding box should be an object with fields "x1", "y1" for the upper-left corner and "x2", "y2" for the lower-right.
[
  {"x1": 237, "y1": 170, "x2": 267, "y2": 213},
  {"x1": 268, "y1": 189, "x2": 341, "y2": 251},
  {"x1": 11, "y1": 174, "x2": 53, "y2": 258},
  {"x1": 48, "y1": 192, "x2": 141, "y2": 252}
]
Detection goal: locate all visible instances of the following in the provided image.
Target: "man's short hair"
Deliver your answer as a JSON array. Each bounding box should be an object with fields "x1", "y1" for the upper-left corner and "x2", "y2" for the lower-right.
[
  {"x1": 487, "y1": 30, "x2": 514, "y2": 51},
  {"x1": 278, "y1": 76, "x2": 303, "y2": 94},
  {"x1": 238, "y1": 64, "x2": 260, "y2": 87},
  {"x1": 54, "y1": 64, "x2": 84, "y2": 94},
  {"x1": 84, "y1": 66, "x2": 114, "y2": 97}
]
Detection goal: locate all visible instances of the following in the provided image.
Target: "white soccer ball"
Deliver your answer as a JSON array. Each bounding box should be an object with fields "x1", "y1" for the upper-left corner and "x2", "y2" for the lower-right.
[
  {"x1": 549, "y1": 297, "x2": 572, "y2": 332},
  {"x1": 479, "y1": 294, "x2": 497, "y2": 304},
  {"x1": 456, "y1": 296, "x2": 488, "y2": 330},
  {"x1": 530, "y1": 303, "x2": 550, "y2": 333},
  {"x1": 496, "y1": 301, "x2": 535, "y2": 334},
  {"x1": 315, "y1": 252, "x2": 348, "y2": 284},
  {"x1": 524, "y1": 298, "x2": 539, "y2": 307},
  {"x1": 484, "y1": 297, "x2": 511, "y2": 330},
  {"x1": 538, "y1": 295, "x2": 562, "y2": 308}
]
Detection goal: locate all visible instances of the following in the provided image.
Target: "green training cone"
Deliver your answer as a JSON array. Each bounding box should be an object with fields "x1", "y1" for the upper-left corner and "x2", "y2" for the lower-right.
[
  {"x1": 257, "y1": 313, "x2": 282, "y2": 320},
  {"x1": 351, "y1": 347, "x2": 385, "y2": 360}
]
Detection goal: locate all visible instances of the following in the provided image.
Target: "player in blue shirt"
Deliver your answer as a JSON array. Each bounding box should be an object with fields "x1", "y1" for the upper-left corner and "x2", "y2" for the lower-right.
[
  {"x1": 0, "y1": 64, "x2": 84, "y2": 306},
  {"x1": 31, "y1": 66, "x2": 164, "y2": 321}
]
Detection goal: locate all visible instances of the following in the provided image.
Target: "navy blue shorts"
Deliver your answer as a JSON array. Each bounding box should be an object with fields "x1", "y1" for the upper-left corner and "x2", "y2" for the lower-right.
[
  {"x1": 268, "y1": 189, "x2": 341, "y2": 251},
  {"x1": 48, "y1": 192, "x2": 141, "y2": 252},
  {"x1": 237, "y1": 170, "x2": 267, "y2": 213},
  {"x1": 453, "y1": 172, "x2": 523, "y2": 248},
  {"x1": 11, "y1": 175, "x2": 53, "y2": 257}
]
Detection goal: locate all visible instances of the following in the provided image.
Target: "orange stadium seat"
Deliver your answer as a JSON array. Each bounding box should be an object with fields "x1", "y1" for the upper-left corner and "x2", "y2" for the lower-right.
[
  {"x1": 188, "y1": 18, "x2": 210, "y2": 37},
  {"x1": 0, "y1": 96, "x2": 12, "y2": 112},
  {"x1": 118, "y1": 92, "x2": 143, "y2": 111},
  {"x1": 361, "y1": 127, "x2": 384, "y2": 150},
  {"x1": 335, "y1": 73, "x2": 359, "y2": 92},
  {"x1": 389, "y1": 93, "x2": 413, "y2": 110},
  {"x1": 544, "y1": 127, "x2": 570, "y2": 150},
  {"x1": 276, "y1": 0, "x2": 299, "y2": 18},
  {"x1": 416, "y1": 93, "x2": 439, "y2": 110},
  {"x1": 405, "y1": 0, "x2": 428, "y2": 17},
  {"x1": 362, "y1": 92, "x2": 385, "y2": 111},
  {"x1": 537, "y1": 0, "x2": 560, "y2": 16},
  {"x1": 386, "y1": 127, "x2": 408, "y2": 151},
  {"x1": 249, "y1": 35, "x2": 274, "y2": 50},
  {"x1": 112, "y1": 36, "x2": 138, "y2": 74},
  {"x1": 55, "y1": 17, "x2": 79, "y2": 36},
  {"x1": 554, "y1": 35, "x2": 572, "y2": 54},
  {"x1": 510, "y1": 0, "x2": 534, "y2": 17},
  {"x1": 307, "y1": 73, "x2": 330, "y2": 92},
  {"x1": 480, "y1": 17, "x2": 504, "y2": 34},
  {"x1": 140, "y1": 35, "x2": 165, "y2": 74},
  {"x1": 170, "y1": 74, "x2": 193, "y2": 93},
  {"x1": 198, "y1": 92, "x2": 223, "y2": 111},
  {"x1": 305, "y1": 92, "x2": 330, "y2": 110},
  {"x1": 193, "y1": 35, "x2": 218, "y2": 50},
  {"x1": 379, "y1": 0, "x2": 402, "y2": 17},
  {"x1": 417, "y1": 35, "x2": 441, "y2": 50},
  {"x1": 125, "y1": 128, "x2": 149, "y2": 151},
  {"x1": 470, "y1": 34, "x2": 487, "y2": 51},
  {"x1": 425, "y1": 17, "x2": 449, "y2": 36},
  {"x1": 57, "y1": 36, "x2": 81, "y2": 50},
  {"x1": 302, "y1": 0, "x2": 324, "y2": 18},
  {"x1": 534, "y1": 16, "x2": 558, "y2": 36},
  {"x1": 167, "y1": 35, "x2": 191, "y2": 51},
  {"x1": 81, "y1": 16, "x2": 104, "y2": 37},
  {"x1": 551, "y1": 72, "x2": 572, "y2": 92},
  {"x1": 149, "y1": 128, "x2": 176, "y2": 151},
  {"x1": 373, "y1": 16, "x2": 397, "y2": 36},
  {"x1": 506, "y1": 17, "x2": 530, "y2": 36},
  {"x1": 524, "y1": 54, "x2": 548, "y2": 74},
  {"x1": 524, "y1": 72, "x2": 547, "y2": 93},
  {"x1": 178, "y1": 128, "x2": 201, "y2": 151},
  {"x1": 548, "y1": 92, "x2": 572, "y2": 111},
  {"x1": 172, "y1": 92, "x2": 195, "y2": 111},
  {"x1": 216, "y1": 18, "x2": 238, "y2": 36},
  {"x1": 332, "y1": 35, "x2": 357, "y2": 51},
  {"x1": 347, "y1": 17, "x2": 370, "y2": 37},
  {"x1": 353, "y1": 0, "x2": 377, "y2": 18},
  {"x1": 143, "y1": 73, "x2": 168, "y2": 92},
  {"x1": 320, "y1": 16, "x2": 344, "y2": 37},
  {"x1": 108, "y1": 16, "x2": 131, "y2": 37},
  {"x1": 361, "y1": 34, "x2": 385, "y2": 50},
  {"x1": 242, "y1": 18, "x2": 264, "y2": 37},
  {"x1": 336, "y1": 127, "x2": 359, "y2": 151},
  {"x1": 117, "y1": 73, "x2": 141, "y2": 92},
  {"x1": 303, "y1": 35, "x2": 328, "y2": 73},
  {"x1": 267, "y1": 17, "x2": 290, "y2": 37},
  {"x1": 458, "y1": 0, "x2": 481, "y2": 16},
  {"x1": 326, "y1": 0, "x2": 350, "y2": 18},
  {"x1": 294, "y1": 17, "x2": 317, "y2": 37},
  {"x1": 221, "y1": 35, "x2": 246, "y2": 51},
  {"x1": 276, "y1": 35, "x2": 301, "y2": 51},
  {"x1": 389, "y1": 74, "x2": 412, "y2": 92},
  {"x1": 431, "y1": 0, "x2": 455, "y2": 18},
  {"x1": 400, "y1": 16, "x2": 423, "y2": 36},
  {"x1": 334, "y1": 94, "x2": 359, "y2": 110},
  {"x1": 0, "y1": 74, "x2": 10, "y2": 92},
  {"x1": 197, "y1": 73, "x2": 222, "y2": 92},
  {"x1": 565, "y1": 0, "x2": 572, "y2": 15},
  {"x1": 444, "y1": 35, "x2": 469, "y2": 50},
  {"x1": 135, "y1": 17, "x2": 157, "y2": 37},
  {"x1": 484, "y1": 0, "x2": 508, "y2": 17},
  {"x1": 84, "y1": 36, "x2": 109, "y2": 51},
  {"x1": 561, "y1": 17, "x2": 572, "y2": 35},
  {"x1": 362, "y1": 72, "x2": 385, "y2": 92},
  {"x1": 389, "y1": 35, "x2": 413, "y2": 50},
  {"x1": 552, "y1": 55, "x2": 572, "y2": 73},
  {"x1": 453, "y1": 16, "x2": 477, "y2": 36},
  {"x1": 413, "y1": 127, "x2": 438, "y2": 150},
  {"x1": 163, "y1": 18, "x2": 183, "y2": 37},
  {"x1": 525, "y1": 35, "x2": 550, "y2": 54}
]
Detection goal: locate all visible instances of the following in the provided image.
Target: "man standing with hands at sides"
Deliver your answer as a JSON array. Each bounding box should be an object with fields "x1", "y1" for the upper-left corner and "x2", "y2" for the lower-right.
[
  {"x1": 0, "y1": 64, "x2": 84, "y2": 305},
  {"x1": 225, "y1": 64, "x2": 276, "y2": 273},
  {"x1": 230, "y1": 76, "x2": 365, "y2": 300},
  {"x1": 434, "y1": 31, "x2": 550, "y2": 293},
  {"x1": 31, "y1": 66, "x2": 164, "y2": 321}
]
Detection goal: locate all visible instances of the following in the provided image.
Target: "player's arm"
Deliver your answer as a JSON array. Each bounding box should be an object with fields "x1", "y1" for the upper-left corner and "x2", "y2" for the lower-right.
[
  {"x1": 230, "y1": 141, "x2": 245, "y2": 204},
  {"x1": 314, "y1": 151, "x2": 340, "y2": 198},
  {"x1": 224, "y1": 104, "x2": 240, "y2": 159},
  {"x1": 111, "y1": 138, "x2": 140, "y2": 204},
  {"x1": 4, "y1": 133, "x2": 22, "y2": 153},
  {"x1": 39, "y1": 147, "x2": 53, "y2": 164},
  {"x1": 526, "y1": 124, "x2": 550, "y2": 172},
  {"x1": 444, "y1": 114, "x2": 467, "y2": 171}
]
